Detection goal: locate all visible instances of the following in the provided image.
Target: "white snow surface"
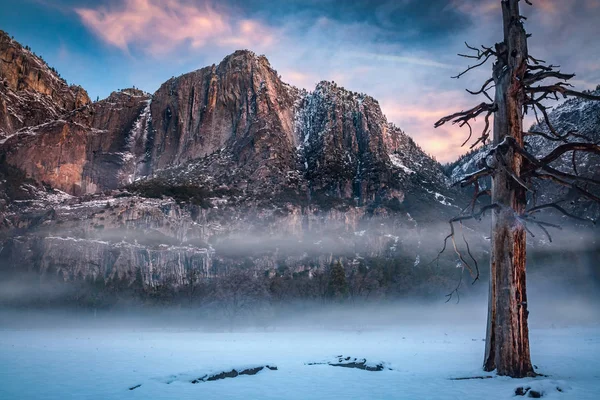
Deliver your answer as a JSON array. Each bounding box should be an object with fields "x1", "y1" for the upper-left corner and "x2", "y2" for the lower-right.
[
  {"x1": 0, "y1": 318, "x2": 598, "y2": 399},
  {"x1": 388, "y1": 153, "x2": 416, "y2": 175}
]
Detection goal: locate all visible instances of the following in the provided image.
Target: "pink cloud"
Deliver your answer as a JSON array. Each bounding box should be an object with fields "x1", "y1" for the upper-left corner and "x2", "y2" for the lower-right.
[
  {"x1": 447, "y1": 0, "x2": 499, "y2": 18},
  {"x1": 75, "y1": 0, "x2": 275, "y2": 56},
  {"x1": 216, "y1": 19, "x2": 275, "y2": 48},
  {"x1": 381, "y1": 91, "x2": 494, "y2": 163},
  {"x1": 278, "y1": 69, "x2": 318, "y2": 88}
]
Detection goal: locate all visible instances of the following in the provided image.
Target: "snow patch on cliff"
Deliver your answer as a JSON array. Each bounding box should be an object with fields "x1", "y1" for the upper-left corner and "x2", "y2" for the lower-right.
[{"x1": 389, "y1": 153, "x2": 415, "y2": 175}]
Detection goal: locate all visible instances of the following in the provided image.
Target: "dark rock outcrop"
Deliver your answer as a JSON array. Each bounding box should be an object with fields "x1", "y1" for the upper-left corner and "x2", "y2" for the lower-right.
[
  {"x1": 191, "y1": 365, "x2": 278, "y2": 383},
  {"x1": 307, "y1": 356, "x2": 390, "y2": 371}
]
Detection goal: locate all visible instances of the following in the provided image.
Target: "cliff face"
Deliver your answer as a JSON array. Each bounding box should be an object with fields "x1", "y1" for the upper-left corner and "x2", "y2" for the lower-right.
[
  {"x1": 0, "y1": 30, "x2": 90, "y2": 140},
  {"x1": 0, "y1": 37, "x2": 462, "y2": 288},
  {"x1": 149, "y1": 51, "x2": 298, "y2": 174},
  {"x1": 297, "y1": 81, "x2": 446, "y2": 204},
  {"x1": 2, "y1": 48, "x2": 449, "y2": 203},
  {"x1": 1, "y1": 89, "x2": 151, "y2": 194},
  {"x1": 143, "y1": 56, "x2": 450, "y2": 211},
  {"x1": 1, "y1": 189, "x2": 446, "y2": 287}
]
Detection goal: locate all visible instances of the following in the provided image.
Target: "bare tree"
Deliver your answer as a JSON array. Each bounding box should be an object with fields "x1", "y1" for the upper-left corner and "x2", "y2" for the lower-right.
[
  {"x1": 435, "y1": 0, "x2": 600, "y2": 378},
  {"x1": 214, "y1": 268, "x2": 270, "y2": 331}
]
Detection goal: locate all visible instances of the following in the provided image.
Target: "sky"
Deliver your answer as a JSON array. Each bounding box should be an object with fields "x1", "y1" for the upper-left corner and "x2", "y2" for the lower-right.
[{"x1": 1, "y1": 0, "x2": 600, "y2": 162}]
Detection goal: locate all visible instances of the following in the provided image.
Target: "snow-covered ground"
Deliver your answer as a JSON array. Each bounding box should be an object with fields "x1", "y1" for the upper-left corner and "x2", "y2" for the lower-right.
[{"x1": 0, "y1": 309, "x2": 598, "y2": 400}]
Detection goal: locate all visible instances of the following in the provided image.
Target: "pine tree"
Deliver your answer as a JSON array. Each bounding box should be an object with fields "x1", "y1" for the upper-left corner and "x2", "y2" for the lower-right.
[{"x1": 326, "y1": 261, "x2": 349, "y2": 300}]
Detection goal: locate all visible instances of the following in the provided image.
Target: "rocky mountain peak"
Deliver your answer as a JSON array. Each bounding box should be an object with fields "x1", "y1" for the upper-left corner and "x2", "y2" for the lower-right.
[
  {"x1": 216, "y1": 49, "x2": 273, "y2": 72},
  {"x1": 313, "y1": 80, "x2": 375, "y2": 103},
  {"x1": 106, "y1": 88, "x2": 150, "y2": 101},
  {"x1": 148, "y1": 49, "x2": 298, "y2": 173},
  {"x1": 1, "y1": 40, "x2": 457, "y2": 216},
  {"x1": 0, "y1": 38, "x2": 466, "y2": 291},
  {"x1": 0, "y1": 30, "x2": 91, "y2": 141}
]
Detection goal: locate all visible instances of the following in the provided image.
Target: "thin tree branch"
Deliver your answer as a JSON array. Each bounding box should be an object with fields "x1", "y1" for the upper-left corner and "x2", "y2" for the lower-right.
[
  {"x1": 453, "y1": 43, "x2": 496, "y2": 79},
  {"x1": 524, "y1": 202, "x2": 596, "y2": 224},
  {"x1": 538, "y1": 143, "x2": 600, "y2": 165}
]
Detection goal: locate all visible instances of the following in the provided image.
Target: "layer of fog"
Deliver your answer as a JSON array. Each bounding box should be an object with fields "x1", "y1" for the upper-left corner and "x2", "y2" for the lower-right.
[
  {"x1": 1, "y1": 281, "x2": 598, "y2": 332},
  {"x1": 1, "y1": 204, "x2": 598, "y2": 334}
]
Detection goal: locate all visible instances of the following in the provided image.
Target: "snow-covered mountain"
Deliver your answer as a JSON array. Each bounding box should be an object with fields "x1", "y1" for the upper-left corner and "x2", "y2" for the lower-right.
[
  {"x1": 447, "y1": 86, "x2": 600, "y2": 219},
  {"x1": 0, "y1": 31, "x2": 463, "y2": 288}
]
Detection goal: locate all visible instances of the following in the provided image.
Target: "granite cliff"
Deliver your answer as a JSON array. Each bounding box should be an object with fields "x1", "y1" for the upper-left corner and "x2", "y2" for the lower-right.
[{"x1": 0, "y1": 32, "x2": 462, "y2": 292}]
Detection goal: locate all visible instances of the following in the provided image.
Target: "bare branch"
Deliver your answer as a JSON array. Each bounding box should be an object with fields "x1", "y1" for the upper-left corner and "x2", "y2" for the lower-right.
[
  {"x1": 524, "y1": 130, "x2": 592, "y2": 143},
  {"x1": 435, "y1": 102, "x2": 497, "y2": 128},
  {"x1": 517, "y1": 216, "x2": 537, "y2": 238},
  {"x1": 445, "y1": 270, "x2": 462, "y2": 304},
  {"x1": 527, "y1": 85, "x2": 600, "y2": 101},
  {"x1": 521, "y1": 218, "x2": 555, "y2": 242},
  {"x1": 470, "y1": 111, "x2": 494, "y2": 149},
  {"x1": 531, "y1": 101, "x2": 563, "y2": 139},
  {"x1": 450, "y1": 204, "x2": 500, "y2": 224},
  {"x1": 572, "y1": 151, "x2": 579, "y2": 176},
  {"x1": 524, "y1": 202, "x2": 596, "y2": 224},
  {"x1": 461, "y1": 226, "x2": 480, "y2": 284},
  {"x1": 453, "y1": 167, "x2": 493, "y2": 187},
  {"x1": 523, "y1": 71, "x2": 575, "y2": 85},
  {"x1": 430, "y1": 204, "x2": 499, "y2": 280},
  {"x1": 503, "y1": 138, "x2": 600, "y2": 187},
  {"x1": 461, "y1": 185, "x2": 491, "y2": 215},
  {"x1": 435, "y1": 103, "x2": 497, "y2": 148},
  {"x1": 488, "y1": 138, "x2": 600, "y2": 206},
  {"x1": 461, "y1": 121, "x2": 473, "y2": 147},
  {"x1": 533, "y1": 173, "x2": 600, "y2": 203},
  {"x1": 450, "y1": 226, "x2": 475, "y2": 277},
  {"x1": 466, "y1": 78, "x2": 495, "y2": 102},
  {"x1": 453, "y1": 43, "x2": 496, "y2": 79},
  {"x1": 538, "y1": 143, "x2": 600, "y2": 165}
]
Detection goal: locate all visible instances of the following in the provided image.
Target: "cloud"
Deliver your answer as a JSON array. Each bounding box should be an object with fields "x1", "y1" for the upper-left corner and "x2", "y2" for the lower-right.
[
  {"x1": 380, "y1": 90, "x2": 490, "y2": 162},
  {"x1": 446, "y1": 0, "x2": 499, "y2": 18},
  {"x1": 67, "y1": 0, "x2": 600, "y2": 164},
  {"x1": 278, "y1": 69, "x2": 319, "y2": 88},
  {"x1": 345, "y1": 51, "x2": 457, "y2": 70},
  {"x1": 75, "y1": 0, "x2": 275, "y2": 55}
]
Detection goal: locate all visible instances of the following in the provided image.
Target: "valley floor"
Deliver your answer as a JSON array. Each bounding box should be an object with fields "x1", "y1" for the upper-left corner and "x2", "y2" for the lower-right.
[{"x1": 0, "y1": 314, "x2": 599, "y2": 400}]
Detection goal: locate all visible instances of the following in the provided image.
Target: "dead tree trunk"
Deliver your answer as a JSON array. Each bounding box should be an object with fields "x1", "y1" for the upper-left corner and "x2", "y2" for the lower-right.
[
  {"x1": 483, "y1": 0, "x2": 534, "y2": 378},
  {"x1": 435, "y1": 0, "x2": 600, "y2": 381}
]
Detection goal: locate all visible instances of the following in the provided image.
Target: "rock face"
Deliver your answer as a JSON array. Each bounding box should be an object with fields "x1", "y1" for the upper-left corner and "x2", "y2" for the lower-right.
[
  {"x1": 149, "y1": 51, "x2": 298, "y2": 173},
  {"x1": 299, "y1": 82, "x2": 400, "y2": 203},
  {"x1": 0, "y1": 30, "x2": 90, "y2": 140},
  {"x1": 2, "y1": 48, "x2": 449, "y2": 203},
  {"x1": 1, "y1": 89, "x2": 151, "y2": 194},
  {"x1": 0, "y1": 34, "x2": 462, "y2": 288}
]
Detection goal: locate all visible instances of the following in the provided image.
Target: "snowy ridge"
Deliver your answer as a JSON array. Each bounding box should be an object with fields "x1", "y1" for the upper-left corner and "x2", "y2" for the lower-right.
[{"x1": 448, "y1": 86, "x2": 600, "y2": 219}]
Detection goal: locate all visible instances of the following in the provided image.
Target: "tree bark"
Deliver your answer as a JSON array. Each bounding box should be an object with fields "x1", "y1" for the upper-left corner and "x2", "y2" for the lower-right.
[{"x1": 483, "y1": 0, "x2": 535, "y2": 378}]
